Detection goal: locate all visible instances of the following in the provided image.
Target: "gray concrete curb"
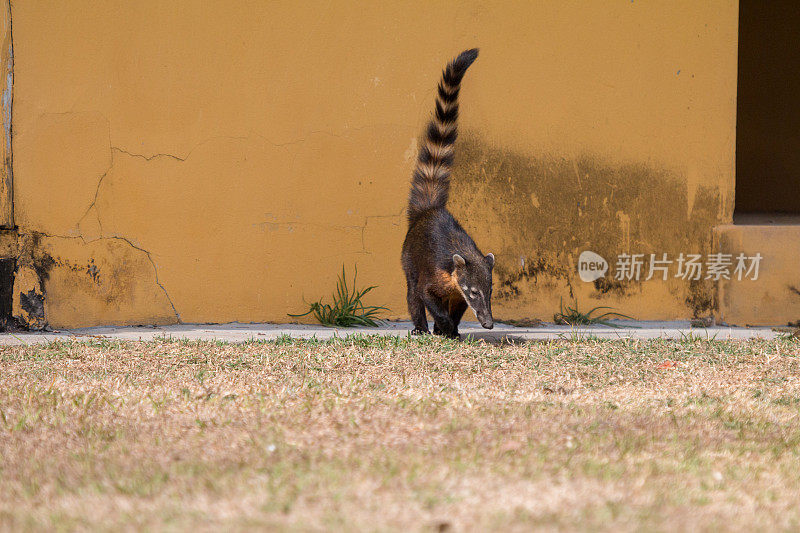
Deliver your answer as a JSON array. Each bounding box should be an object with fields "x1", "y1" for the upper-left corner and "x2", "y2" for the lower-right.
[{"x1": 0, "y1": 320, "x2": 788, "y2": 345}]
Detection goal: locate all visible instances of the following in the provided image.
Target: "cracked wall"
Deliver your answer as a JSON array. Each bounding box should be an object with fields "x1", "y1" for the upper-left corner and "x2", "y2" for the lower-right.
[{"x1": 10, "y1": 1, "x2": 737, "y2": 327}]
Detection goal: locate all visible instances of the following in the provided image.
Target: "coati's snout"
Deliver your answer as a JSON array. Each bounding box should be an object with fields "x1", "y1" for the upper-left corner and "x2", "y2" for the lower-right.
[{"x1": 453, "y1": 253, "x2": 495, "y2": 329}]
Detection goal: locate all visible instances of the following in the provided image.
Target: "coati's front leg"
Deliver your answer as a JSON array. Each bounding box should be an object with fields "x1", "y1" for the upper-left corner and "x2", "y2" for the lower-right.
[
  {"x1": 450, "y1": 299, "x2": 468, "y2": 332},
  {"x1": 406, "y1": 278, "x2": 429, "y2": 335},
  {"x1": 422, "y1": 292, "x2": 458, "y2": 338},
  {"x1": 433, "y1": 299, "x2": 468, "y2": 337}
]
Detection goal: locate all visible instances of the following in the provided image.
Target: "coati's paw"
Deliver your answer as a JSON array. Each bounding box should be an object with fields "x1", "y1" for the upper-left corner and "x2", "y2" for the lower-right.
[
  {"x1": 410, "y1": 327, "x2": 429, "y2": 336},
  {"x1": 433, "y1": 326, "x2": 459, "y2": 339}
]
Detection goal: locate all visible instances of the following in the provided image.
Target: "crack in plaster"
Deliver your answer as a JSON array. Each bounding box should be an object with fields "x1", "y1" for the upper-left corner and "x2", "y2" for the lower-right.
[
  {"x1": 61, "y1": 122, "x2": 414, "y2": 323},
  {"x1": 107, "y1": 123, "x2": 411, "y2": 162},
  {"x1": 358, "y1": 208, "x2": 406, "y2": 254},
  {"x1": 253, "y1": 219, "x2": 364, "y2": 232},
  {"x1": 111, "y1": 146, "x2": 186, "y2": 162},
  {"x1": 24, "y1": 231, "x2": 181, "y2": 323},
  {"x1": 72, "y1": 141, "x2": 187, "y2": 318},
  {"x1": 77, "y1": 169, "x2": 107, "y2": 234},
  {"x1": 104, "y1": 234, "x2": 180, "y2": 321},
  {"x1": 78, "y1": 146, "x2": 187, "y2": 233},
  {"x1": 254, "y1": 206, "x2": 406, "y2": 254}
]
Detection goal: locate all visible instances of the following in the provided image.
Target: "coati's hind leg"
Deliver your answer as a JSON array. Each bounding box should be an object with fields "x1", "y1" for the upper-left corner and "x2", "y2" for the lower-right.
[
  {"x1": 406, "y1": 277, "x2": 429, "y2": 335},
  {"x1": 423, "y1": 291, "x2": 458, "y2": 339}
]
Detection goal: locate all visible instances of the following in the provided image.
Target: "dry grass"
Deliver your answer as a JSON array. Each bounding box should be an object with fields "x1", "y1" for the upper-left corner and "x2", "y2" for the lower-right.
[{"x1": 1, "y1": 335, "x2": 799, "y2": 531}]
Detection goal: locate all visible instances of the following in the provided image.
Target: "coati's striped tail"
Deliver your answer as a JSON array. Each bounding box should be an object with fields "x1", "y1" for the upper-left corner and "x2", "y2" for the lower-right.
[{"x1": 408, "y1": 48, "x2": 479, "y2": 221}]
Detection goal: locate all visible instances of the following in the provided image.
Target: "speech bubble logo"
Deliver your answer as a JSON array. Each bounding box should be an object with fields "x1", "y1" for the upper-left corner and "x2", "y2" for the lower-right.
[{"x1": 577, "y1": 251, "x2": 608, "y2": 282}]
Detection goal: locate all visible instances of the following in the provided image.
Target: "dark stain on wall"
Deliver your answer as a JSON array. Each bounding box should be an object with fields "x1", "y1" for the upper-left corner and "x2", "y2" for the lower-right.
[
  {"x1": 87, "y1": 258, "x2": 100, "y2": 283},
  {"x1": 686, "y1": 278, "x2": 716, "y2": 318},
  {"x1": 593, "y1": 276, "x2": 627, "y2": 296},
  {"x1": 31, "y1": 253, "x2": 56, "y2": 284},
  {"x1": 19, "y1": 288, "x2": 45, "y2": 327},
  {"x1": 13, "y1": 232, "x2": 112, "y2": 329},
  {"x1": 21, "y1": 233, "x2": 156, "y2": 320},
  {"x1": 23, "y1": 240, "x2": 103, "y2": 290},
  {"x1": 449, "y1": 133, "x2": 727, "y2": 316},
  {"x1": 0, "y1": 258, "x2": 14, "y2": 329},
  {"x1": 24, "y1": 232, "x2": 56, "y2": 284}
]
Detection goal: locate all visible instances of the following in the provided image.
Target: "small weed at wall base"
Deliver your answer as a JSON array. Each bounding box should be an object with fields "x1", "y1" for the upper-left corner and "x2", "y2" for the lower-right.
[{"x1": 288, "y1": 265, "x2": 388, "y2": 327}]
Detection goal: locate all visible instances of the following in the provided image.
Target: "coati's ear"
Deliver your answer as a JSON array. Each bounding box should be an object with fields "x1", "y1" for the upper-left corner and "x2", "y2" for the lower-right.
[
  {"x1": 485, "y1": 253, "x2": 495, "y2": 268},
  {"x1": 453, "y1": 254, "x2": 466, "y2": 269}
]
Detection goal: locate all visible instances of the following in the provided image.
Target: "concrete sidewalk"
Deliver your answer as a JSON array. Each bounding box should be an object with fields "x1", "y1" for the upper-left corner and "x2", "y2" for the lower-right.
[{"x1": 0, "y1": 320, "x2": 788, "y2": 345}]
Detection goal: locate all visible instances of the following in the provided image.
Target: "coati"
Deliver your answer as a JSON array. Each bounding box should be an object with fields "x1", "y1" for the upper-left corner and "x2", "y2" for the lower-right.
[{"x1": 401, "y1": 48, "x2": 494, "y2": 338}]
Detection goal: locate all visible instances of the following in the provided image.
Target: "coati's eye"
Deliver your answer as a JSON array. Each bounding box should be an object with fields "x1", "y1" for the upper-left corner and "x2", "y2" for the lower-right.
[{"x1": 470, "y1": 288, "x2": 479, "y2": 298}]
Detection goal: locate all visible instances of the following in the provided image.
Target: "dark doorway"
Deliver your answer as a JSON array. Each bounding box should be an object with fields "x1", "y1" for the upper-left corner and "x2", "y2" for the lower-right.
[{"x1": 735, "y1": 0, "x2": 800, "y2": 218}]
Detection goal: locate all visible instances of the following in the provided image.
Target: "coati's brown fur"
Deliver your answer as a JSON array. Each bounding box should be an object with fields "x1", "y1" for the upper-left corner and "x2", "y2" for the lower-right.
[{"x1": 401, "y1": 48, "x2": 495, "y2": 338}]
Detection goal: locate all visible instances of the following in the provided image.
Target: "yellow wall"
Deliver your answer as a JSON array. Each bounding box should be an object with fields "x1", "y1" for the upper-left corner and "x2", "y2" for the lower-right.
[{"x1": 11, "y1": 1, "x2": 739, "y2": 328}]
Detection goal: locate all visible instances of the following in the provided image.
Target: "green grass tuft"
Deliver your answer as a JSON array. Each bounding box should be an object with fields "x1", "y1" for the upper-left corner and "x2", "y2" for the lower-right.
[
  {"x1": 553, "y1": 298, "x2": 634, "y2": 327},
  {"x1": 288, "y1": 265, "x2": 388, "y2": 327}
]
